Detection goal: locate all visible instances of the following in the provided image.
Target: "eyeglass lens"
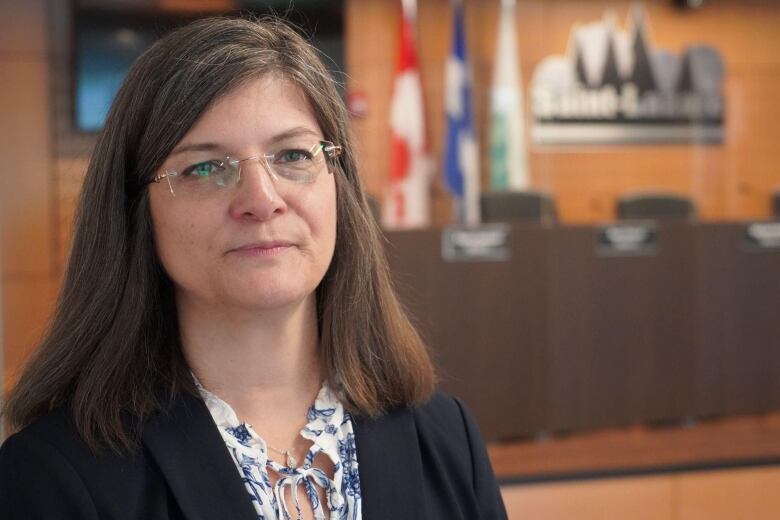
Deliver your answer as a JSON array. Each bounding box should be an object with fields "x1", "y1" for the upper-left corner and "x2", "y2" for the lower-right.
[{"x1": 160, "y1": 141, "x2": 339, "y2": 198}]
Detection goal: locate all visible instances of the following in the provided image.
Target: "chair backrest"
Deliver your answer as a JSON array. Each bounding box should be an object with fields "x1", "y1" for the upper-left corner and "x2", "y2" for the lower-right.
[
  {"x1": 480, "y1": 191, "x2": 558, "y2": 224},
  {"x1": 616, "y1": 192, "x2": 696, "y2": 221},
  {"x1": 773, "y1": 191, "x2": 780, "y2": 218}
]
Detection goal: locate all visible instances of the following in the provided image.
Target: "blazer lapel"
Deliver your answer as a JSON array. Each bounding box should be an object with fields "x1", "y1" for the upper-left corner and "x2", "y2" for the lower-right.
[
  {"x1": 354, "y1": 407, "x2": 426, "y2": 519},
  {"x1": 142, "y1": 392, "x2": 258, "y2": 520}
]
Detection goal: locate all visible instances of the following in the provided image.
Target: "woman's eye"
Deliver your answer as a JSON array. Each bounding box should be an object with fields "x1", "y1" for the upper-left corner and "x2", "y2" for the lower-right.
[
  {"x1": 182, "y1": 159, "x2": 225, "y2": 177},
  {"x1": 276, "y1": 149, "x2": 312, "y2": 164}
]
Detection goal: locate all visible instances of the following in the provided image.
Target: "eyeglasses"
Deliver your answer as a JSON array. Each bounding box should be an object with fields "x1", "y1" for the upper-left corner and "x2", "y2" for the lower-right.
[{"x1": 151, "y1": 140, "x2": 342, "y2": 198}]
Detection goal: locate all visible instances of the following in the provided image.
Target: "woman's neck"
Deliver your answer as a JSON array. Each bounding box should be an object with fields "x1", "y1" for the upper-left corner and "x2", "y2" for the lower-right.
[{"x1": 177, "y1": 294, "x2": 323, "y2": 425}]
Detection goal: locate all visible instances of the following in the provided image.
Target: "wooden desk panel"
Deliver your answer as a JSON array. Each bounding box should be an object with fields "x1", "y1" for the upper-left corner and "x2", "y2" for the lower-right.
[
  {"x1": 385, "y1": 222, "x2": 780, "y2": 442},
  {"x1": 546, "y1": 224, "x2": 697, "y2": 432},
  {"x1": 385, "y1": 226, "x2": 551, "y2": 440},
  {"x1": 693, "y1": 223, "x2": 780, "y2": 417}
]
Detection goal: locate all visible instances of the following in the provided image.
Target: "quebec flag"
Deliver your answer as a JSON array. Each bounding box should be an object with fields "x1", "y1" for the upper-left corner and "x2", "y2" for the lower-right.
[{"x1": 444, "y1": 0, "x2": 480, "y2": 225}]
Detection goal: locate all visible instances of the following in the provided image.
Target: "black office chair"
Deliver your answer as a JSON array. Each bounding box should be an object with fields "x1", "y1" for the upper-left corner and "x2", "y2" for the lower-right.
[
  {"x1": 480, "y1": 191, "x2": 558, "y2": 224},
  {"x1": 616, "y1": 192, "x2": 696, "y2": 221},
  {"x1": 772, "y1": 190, "x2": 780, "y2": 218}
]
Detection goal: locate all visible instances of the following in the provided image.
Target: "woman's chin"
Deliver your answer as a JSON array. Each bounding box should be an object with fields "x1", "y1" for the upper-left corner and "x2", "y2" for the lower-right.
[{"x1": 221, "y1": 285, "x2": 314, "y2": 314}]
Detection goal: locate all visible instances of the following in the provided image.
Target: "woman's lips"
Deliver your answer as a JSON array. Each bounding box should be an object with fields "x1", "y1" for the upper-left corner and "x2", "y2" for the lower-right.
[{"x1": 230, "y1": 241, "x2": 293, "y2": 257}]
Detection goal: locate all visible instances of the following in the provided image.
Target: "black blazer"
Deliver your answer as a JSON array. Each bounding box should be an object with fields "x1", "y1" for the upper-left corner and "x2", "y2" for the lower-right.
[{"x1": 0, "y1": 391, "x2": 507, "y2": 519}]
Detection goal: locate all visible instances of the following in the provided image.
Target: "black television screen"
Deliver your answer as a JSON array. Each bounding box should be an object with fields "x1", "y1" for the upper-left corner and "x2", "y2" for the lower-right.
[
  {"x1": 73, "y1": 3, "x2": 344, "y2": 132},
  {"x1": 75, "y1": 17, "x2": 159, "y2": 132}
]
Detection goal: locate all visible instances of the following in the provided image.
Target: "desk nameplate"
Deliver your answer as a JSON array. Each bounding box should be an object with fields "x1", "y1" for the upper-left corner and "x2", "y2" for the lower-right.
[
  {"x1": 744, "y1": 221, "x2": 780, "y2": 251},
  {"x1": 442, "y1": 224, "x2": 511, "y2": 262},
  {"x1": 596, "y1": 222, "x2": 658, "y2": 256}
]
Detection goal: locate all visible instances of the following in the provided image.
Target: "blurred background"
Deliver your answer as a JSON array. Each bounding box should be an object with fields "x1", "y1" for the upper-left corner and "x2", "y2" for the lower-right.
[{"x1": 1, "y1": 0, "x2": 779, "y2": 518}]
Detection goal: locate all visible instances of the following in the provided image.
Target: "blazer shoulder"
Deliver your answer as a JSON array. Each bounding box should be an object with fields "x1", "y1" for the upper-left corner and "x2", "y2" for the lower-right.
[
  {"x1": 411, "y1": 391, "x2": 509, "y2": 520},
  {"x1": 1, "y1": 405, "x2": 91, "y2": 461},
  {"x1": 1, "y1": 406, "x2": 168, "y2": 520},
  {"x1": 409, "y1": 390, "x2": 477, "y2": 483},
  {"x1": 411, "y1": 390, "x2": 473, "y2": 442},
  {"x1": 0, "y1": 408, "x2": 100, "y2": 519}
]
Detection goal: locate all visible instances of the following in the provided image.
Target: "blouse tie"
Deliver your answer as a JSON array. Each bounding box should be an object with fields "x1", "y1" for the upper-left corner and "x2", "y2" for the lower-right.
[{"x1": 196, "y1": 380, "x2": 362, "y2": 520}]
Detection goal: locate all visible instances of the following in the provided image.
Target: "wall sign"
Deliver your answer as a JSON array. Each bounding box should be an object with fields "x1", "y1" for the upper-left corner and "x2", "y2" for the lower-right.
[{"x1": 531, "y1": 6, "x2": 725, "y2": 145}]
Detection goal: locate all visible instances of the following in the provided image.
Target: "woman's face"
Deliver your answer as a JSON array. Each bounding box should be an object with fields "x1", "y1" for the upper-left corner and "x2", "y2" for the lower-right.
[{"x1": 148, "y1": 75, "x2": 337, "y2": 313}]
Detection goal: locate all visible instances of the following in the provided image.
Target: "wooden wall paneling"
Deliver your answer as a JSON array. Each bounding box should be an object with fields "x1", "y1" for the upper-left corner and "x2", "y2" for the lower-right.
[
  {"x1": 0, "y1": 0, "x2": 55, "y2": 394},
  {"x1": 345, "y1": 0, "x2": 780, "y2": 225},
  {"x1": 644, "y1": 1, "x2": 780, "y2": 70},
  {"x1": 529, "y1": 147, "x2": 703, "y2": 221},
  {"x1": 720, "y1": 72, "x2": 780, "y2": 219},
  {"x1": 1, "y1": 278, "x2": 58, "y2": 393},
  {"x1": 516, "y1": 0, "x2": 780, "y2": 223},
  {"x1": 0, "y1": 0, "x2": 47, "y2": 57},
  {"x1": 344, "y1": 0, "x2": 397, "y2": 199},
  {"x1": 0, "y1": 58, "x2": 54, "y2": 277}
]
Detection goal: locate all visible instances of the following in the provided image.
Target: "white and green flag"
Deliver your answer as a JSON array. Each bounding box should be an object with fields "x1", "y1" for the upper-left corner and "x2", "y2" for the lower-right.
[{"x1": 490, "y1": 0, "x2": 529, "y2": 190}]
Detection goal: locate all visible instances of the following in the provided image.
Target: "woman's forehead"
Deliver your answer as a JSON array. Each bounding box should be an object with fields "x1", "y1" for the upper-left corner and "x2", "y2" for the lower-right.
[{"x1": 177, "y1": 75, "x2": 322, "y2": 150}]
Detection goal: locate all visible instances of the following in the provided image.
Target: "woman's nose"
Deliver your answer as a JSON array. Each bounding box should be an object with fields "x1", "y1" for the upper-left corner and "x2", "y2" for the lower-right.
[{"x1": 227, "y1": 158, "x2": 288, "y2": 221}]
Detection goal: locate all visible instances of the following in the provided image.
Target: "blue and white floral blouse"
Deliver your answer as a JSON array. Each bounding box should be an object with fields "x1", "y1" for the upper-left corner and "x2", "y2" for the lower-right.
[{"x1": 196, "y1": 381, "x2": 362, "y2": 520}]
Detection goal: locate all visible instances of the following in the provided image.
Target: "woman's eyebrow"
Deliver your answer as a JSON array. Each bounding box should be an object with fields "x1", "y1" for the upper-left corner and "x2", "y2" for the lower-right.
[
  {"x1": 268, "y1": 127, "x2": 321, "y2": 144},
  {"x1": 169, "y1": 142, "x2": 223, "y2": 156},
  {"x1": 169, "y1": 127, "x2": 320, "y2": 156}
]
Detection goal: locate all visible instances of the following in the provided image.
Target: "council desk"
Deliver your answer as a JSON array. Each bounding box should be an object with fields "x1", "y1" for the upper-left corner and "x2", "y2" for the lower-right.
[{"x1": 384, "y1": 222, "x2": 780, "y2": 441}]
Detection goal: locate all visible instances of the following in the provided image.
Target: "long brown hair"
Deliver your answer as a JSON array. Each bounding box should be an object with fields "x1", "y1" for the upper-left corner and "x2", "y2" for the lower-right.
[{"x1": 3, "y1": 16, "x2": 435, "y2": 452}]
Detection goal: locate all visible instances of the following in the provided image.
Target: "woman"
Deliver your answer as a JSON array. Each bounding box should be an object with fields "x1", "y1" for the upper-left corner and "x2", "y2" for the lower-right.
[{"x1": 0, "y1": 16, "x2": 507, "y2": 520}]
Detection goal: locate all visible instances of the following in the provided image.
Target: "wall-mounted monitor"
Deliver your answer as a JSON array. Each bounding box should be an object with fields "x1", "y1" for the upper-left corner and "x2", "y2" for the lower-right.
[{"x1": 73, "y1": 1, "x2": 344, "y2": 133}]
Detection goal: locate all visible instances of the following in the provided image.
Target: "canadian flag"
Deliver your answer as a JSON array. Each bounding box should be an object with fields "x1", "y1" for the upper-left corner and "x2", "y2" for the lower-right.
[{"x1": 383, "y1": 0, "x2": 431, "y2": 229}]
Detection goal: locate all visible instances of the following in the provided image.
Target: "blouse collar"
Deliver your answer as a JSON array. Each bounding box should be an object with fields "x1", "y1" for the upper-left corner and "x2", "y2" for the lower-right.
[{"x1": 193, "y1": 376, "x2": 348, "y2": 468}]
